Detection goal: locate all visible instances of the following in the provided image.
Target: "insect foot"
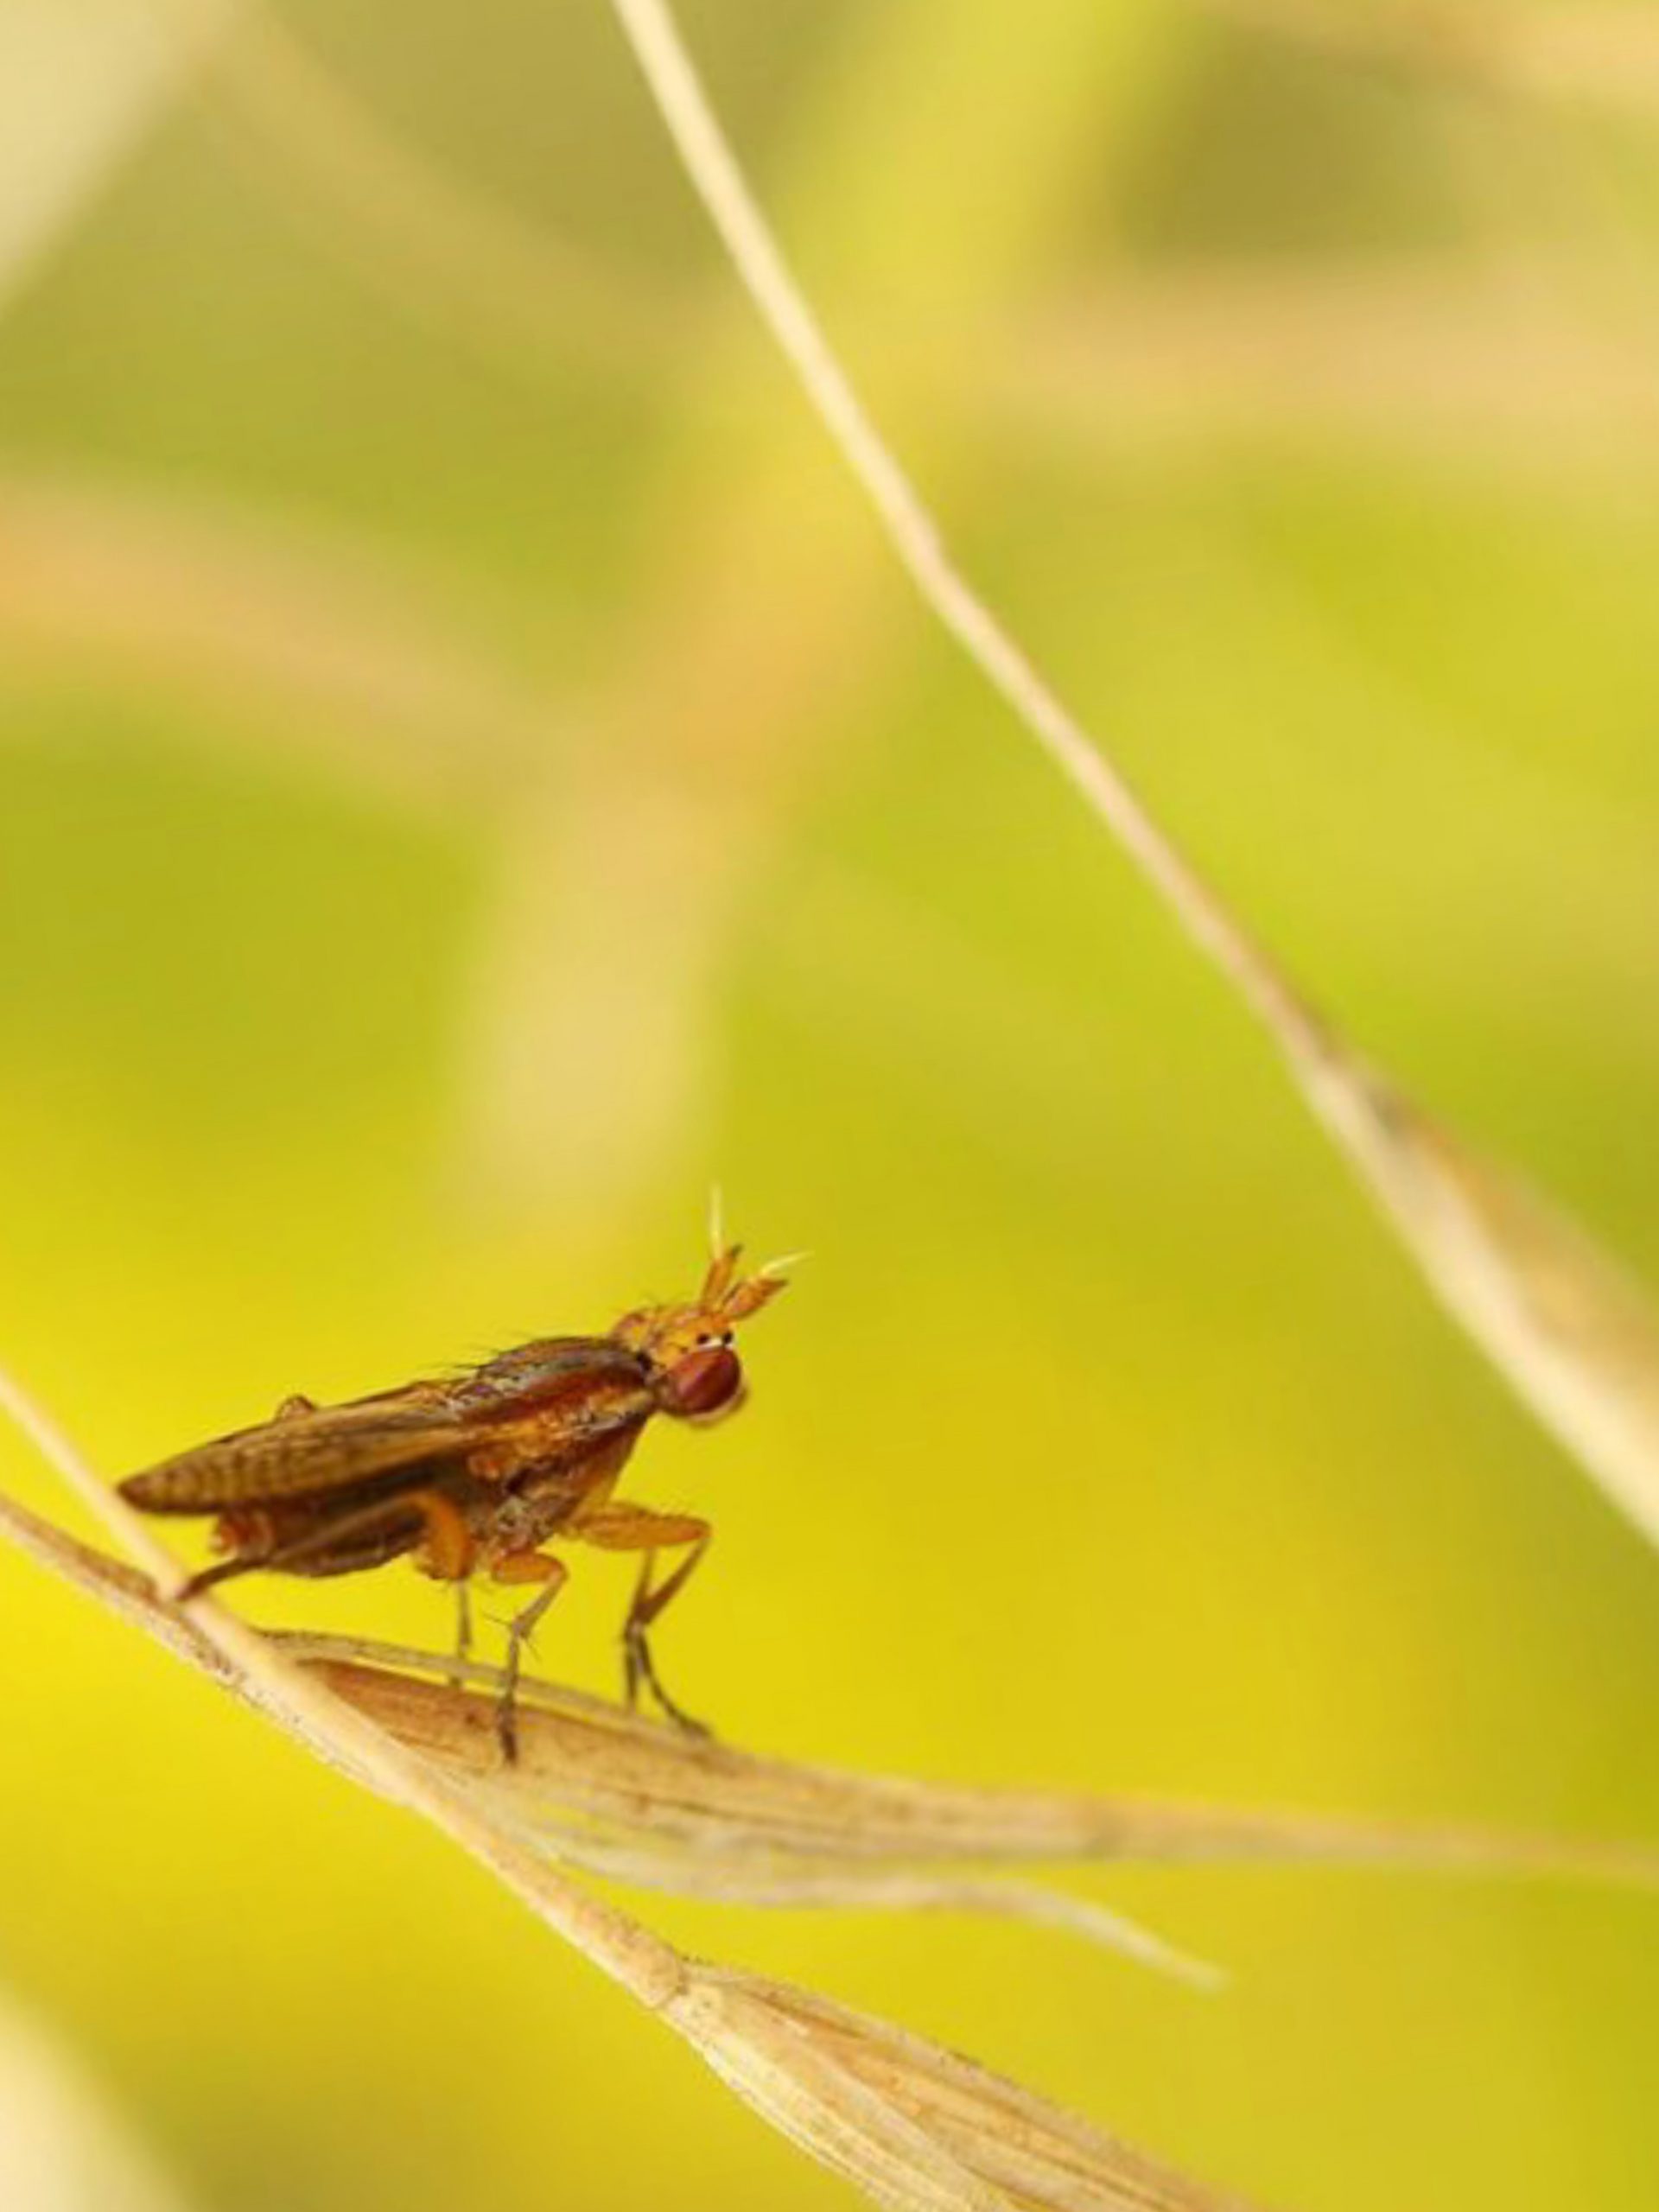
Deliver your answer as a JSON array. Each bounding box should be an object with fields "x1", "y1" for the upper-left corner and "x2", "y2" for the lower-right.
[{"x1": 623, "y1": 1617, "x2": 712, "y2": 1737}]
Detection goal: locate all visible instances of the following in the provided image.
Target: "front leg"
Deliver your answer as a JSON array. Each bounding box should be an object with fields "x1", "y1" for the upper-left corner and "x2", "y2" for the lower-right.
[{"x1": 568, "y1": 1503, "x2": 712, "y2": 1732}]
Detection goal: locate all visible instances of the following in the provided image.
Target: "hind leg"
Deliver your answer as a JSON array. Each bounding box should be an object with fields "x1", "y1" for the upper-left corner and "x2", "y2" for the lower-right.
[
  {"x1": 179, "y1": 1493, "x2": 422, "y2": 1598},
  {"x1": 180, "y1": 1489, "x2": 473, "y2": 1599}
]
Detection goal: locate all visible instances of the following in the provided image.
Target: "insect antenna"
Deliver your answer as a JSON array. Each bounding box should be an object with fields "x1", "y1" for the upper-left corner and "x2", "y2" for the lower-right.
[
  {"x1": 757, "y1": 1249, "x2": 810, "y2": 1281},
  {"x1": 707, "y1": 1183, "x2": 726, "y2": 1263}
]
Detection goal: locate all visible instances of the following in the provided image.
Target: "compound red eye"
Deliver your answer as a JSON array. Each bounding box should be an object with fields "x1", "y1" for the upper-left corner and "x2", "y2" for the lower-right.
[{"x1": 663, "y1": 1344, "x2": 743, "y2": 1418}]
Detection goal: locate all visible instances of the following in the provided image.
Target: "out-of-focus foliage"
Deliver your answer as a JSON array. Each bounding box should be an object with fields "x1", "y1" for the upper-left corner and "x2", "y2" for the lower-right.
[
  {"x1": 0, "y1": 4, "x2": 1656, "y2": 2212},
  {"x1": 0, "y1": 1993, "x2": 197, "y2": 2212}
]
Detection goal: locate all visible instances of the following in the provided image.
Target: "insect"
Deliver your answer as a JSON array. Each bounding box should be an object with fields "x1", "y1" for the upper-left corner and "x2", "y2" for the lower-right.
[{"x1": 118, "y1": 1242, "x2": 788, "y2": 1757}]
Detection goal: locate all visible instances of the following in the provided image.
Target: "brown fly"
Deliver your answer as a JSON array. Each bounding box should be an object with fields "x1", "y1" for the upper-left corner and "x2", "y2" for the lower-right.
[{"x1": 118, "y1": 1241, "x2": 788, "y2": 1757}]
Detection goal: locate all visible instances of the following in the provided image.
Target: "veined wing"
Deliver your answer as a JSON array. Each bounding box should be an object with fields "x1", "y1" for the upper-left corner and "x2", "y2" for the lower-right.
[
  {"x1": 121, "y1": 1338, "x2": 653, "y2": 1516},
  {"x1": 446, "y1": 1334, "x2": 648, "y2": 1413},
  {"x1": 119, "y1": 1392, "x2": 478, "y2": 1514}
]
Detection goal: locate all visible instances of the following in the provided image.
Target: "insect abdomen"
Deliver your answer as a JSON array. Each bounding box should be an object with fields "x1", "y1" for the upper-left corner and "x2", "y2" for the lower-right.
[{"x1": 121, "y1": 1455, "x2": 257, "y2": 1512}]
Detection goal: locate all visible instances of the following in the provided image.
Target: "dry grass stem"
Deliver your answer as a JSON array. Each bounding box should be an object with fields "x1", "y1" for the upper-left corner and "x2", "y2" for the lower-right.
[
  {"x1": 0, "y1": 1366, "x2": 687, "y2": 2006},
  {"x1": 599, "y1": 0, "x2": 1659, "y2": 1558},
  {"x1": 1307, "y1": 1062, "x2": 1659, "y2": 1553},
  {"x1": 4, "y1": 1486, "x2": 1652, "y2": 1942},
  {"x1": 675, "y1": 1969, "x2": 1262, "y2": 2212},
  {"x1": 6, "y1": 1393, "x2": 1650, "y2": 2209},
  {"x1": 296, "y1": 1636, "x2": 1659, "y2": 1897},
  {"x1": 0, "y1": 1374, "x2": 1268, "y2": 2212}
]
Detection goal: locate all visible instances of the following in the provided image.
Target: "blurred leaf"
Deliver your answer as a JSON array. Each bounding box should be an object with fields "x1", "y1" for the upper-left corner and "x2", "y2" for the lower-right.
[
  {"x1": 0, "y1": 1996, "x2": 197, "y2": 2212},
  {"x1": 0, "y1": 472, "x2": 550, "y2": 814},
  {"x1": 1203, "y1": 0, "x2": 1659, "y2": 113},
  {"x1": 194, "y1": 2, "x2": 683, "y2": 378},
  {"x1": 0, "y1": 0, "x2": 236, "y2": 314}
]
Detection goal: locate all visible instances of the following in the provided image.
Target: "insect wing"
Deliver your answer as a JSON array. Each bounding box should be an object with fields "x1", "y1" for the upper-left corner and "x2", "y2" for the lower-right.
[
  {"x1": 119, "y1": 1394, "x2": 478, "y2": 1515},
  {"x1": 447, "y1": 1334, "x2": 647, "y2": 1414}
]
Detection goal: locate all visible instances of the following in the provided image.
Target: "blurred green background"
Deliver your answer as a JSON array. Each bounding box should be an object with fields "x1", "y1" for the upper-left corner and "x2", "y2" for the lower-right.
[{"x1": 2, "y1": 2, "x2": 1657, "y2": 2208}]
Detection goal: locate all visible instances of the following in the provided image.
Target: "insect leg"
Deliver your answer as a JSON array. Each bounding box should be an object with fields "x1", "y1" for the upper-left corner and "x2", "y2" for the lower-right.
[
  {"x1": 488, "y1": 1550, "x2": 569, "y2": 1764},
  {"x1": 452, "y1": 1580, "x2": 474, "y2": 1686},
  {"x1": 412, "y1": 1491, "x2": 474, "y2": 1581},
  {"x1": 177, "y1": 1487, "x2": 467, "y2": 1599},
  {"x1": 176, "y1": 1492, "x2": 416, "y2": 1598},
  {"x1": 409, "y1": 1491, "x2": 478, "y2": 1689},
  {"x1": 569, "y1": 1505, "x2": 711, "y2": 1732},
  {"x1": 274, "y1": 1394, "x2": 319, "y2": 1421}
]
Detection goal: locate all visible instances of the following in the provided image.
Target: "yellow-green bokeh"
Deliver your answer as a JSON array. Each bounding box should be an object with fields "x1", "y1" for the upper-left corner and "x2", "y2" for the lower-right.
[{"x1": 2, "y1": 3, "x2": 1657, "y2": 2209}]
